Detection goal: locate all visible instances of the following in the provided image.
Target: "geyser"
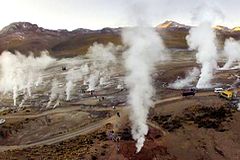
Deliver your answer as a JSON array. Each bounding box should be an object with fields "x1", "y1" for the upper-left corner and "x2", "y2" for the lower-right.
[
  {"x1": 65, "y1": 64, "x2": 89, "y2": 101},
  {"x1": 186, "y1": 22, "x2": 218, "y2": 89},
  {"x1": 122, "y1": 27, "x2": 167, "y2": 153},
  {"x1": 85, "y1": 42, "x2": 118, "y2": 91},
  {"x1": 0, "y1": 51, "x2": 55, "y2": 106},
  {"x1": 47, "y1": 79, "x2": 64, "y2": 108},
  {"x1": 222, "y1": 38, "x2": 240, "y2": 69},
  {"x1": 170, "y1": 67, "x2": 200, "y2": 89}
]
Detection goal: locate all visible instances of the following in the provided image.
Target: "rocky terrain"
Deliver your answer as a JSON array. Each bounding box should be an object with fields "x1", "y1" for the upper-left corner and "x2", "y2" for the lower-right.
[
  {"x1": 0, "y1": 52, "x2": 240, "y2": 159},
  {"x1": 0, "y1": 22, "x2": 122, "y2": 57},
  {"x1": 1, "y1": 21, "x2": 240, "y2": 57},
  {"x1": 1, "y1": 20, "x2": 240, "y2": 160}
]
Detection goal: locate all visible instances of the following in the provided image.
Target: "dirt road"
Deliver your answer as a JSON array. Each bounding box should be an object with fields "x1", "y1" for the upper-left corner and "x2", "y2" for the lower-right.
[
  {"x1": 0, "y1": 106, "x2": 117, "y2": 119},
  {"x1": 154, "y1": 91, "x2": 215, "y2": 105},
  {"x1": 0, "y1": 91, "x2": 215, "y2": 152},
  {"x1": 0, "y1": 112, "x2": 120, "y2": 152}
]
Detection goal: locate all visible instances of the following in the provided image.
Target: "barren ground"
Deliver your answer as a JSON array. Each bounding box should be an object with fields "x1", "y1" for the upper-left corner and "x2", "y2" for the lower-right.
[{"x1": 1, "y1": 51, "x2": 240, "y2": 160}]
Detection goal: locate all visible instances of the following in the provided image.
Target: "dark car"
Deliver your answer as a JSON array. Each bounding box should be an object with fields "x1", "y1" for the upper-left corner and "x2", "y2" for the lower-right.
[
  {"x1": 182, "y1": 88, "x2": 196, "y2": 96},
  {"x1": 62, "y1": 66, "x2": 67, "y2": 71}
]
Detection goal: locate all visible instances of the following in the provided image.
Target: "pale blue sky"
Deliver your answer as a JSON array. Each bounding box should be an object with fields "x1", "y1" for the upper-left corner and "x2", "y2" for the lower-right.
[{"x1": 0, "y1": 0, "x2": 239, "y2": 30}]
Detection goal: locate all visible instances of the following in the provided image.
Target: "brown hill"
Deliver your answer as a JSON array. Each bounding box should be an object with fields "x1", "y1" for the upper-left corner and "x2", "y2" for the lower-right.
[
  {"x1": 1, "y1": 21, "x2": 240, "y2": 57},
  {"x1": 0, "y1": 22, "x2": 121, "y2": 57},
  {"x1": 157, "y1": 21, "x2": 240, "y2": 49}
]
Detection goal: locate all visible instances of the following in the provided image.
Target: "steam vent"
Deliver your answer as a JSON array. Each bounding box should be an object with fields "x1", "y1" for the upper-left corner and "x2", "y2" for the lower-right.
[{"x1": 1, "y1": 1, "x2": 240, "y2": 159}]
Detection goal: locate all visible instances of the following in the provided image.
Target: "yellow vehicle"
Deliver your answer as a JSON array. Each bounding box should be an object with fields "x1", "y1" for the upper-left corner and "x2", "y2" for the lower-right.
[{"x1": 219, "y1": 90, "x2": 234, "y2": 100}]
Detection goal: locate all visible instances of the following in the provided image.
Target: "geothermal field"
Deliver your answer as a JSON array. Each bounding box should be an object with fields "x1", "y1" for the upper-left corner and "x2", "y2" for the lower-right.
[
  {"x1": 1, "y1": 1, "x2": 240, "y2": 160},
  {"x1": 1, "y1": 23, "x2": 240, "y2": 160}
]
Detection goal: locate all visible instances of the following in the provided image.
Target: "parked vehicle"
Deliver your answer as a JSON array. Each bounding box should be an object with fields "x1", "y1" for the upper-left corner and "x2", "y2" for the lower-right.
[
  {"x1": 182, "y1": 88, "x2": 196, "y2": 96},
  {"x1": 214, "y1": 88, "x2": 224, "y2": 93},
  {"x1": 219, "y1": 90, "x2": 234, "y2": 100},
  {"x1": 0, "y1": 119, "x2": 5, "y2": 125}
]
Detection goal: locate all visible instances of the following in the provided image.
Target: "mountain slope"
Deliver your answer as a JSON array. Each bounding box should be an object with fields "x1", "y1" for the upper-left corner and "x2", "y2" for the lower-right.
[
  {"x1": 157, "y1": 21, "x2": 240, "y2": 49},
  {"x1": 1, "y1": 21, "x2": 240, "y2": 57},
  {"x1": 0, "y1": 22, "x2": 124, "y2": 57}
]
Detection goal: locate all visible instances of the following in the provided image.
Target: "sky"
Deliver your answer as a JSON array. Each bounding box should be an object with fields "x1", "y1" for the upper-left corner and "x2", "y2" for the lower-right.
[{"x1": 0, "y1": 0, "x2": 240, "y2": 30}]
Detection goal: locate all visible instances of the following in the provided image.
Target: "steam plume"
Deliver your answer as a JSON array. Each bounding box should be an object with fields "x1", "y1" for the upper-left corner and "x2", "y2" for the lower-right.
[
  {"x1": 66, "y1": 80, "x2": 73, "y2": 101},
  {"x1": 86, "y1": 42, "x2": 118, "y2": 91},
  {"x1": 65, "y1": 65, "x2": 89, "y2": 101},
  {"x1": 186, "y1": 3, "x2": 223, "y2": 88},
  {"x1": 122, "y1": 27, "x2": 167, "y2": 153},
  {"x1": 0, "y1": 51, "x2": 55, "y2": 106},
  {"x1": 222, "y1": 38, "x2": 240, "y2": 69},
  {"x1": 170, "y1": 67, "x2": 200, "y2": 89},
  {"x1": 47, "y1": 79, "x2": 64, "y2": 108},
  {"x1": 187, "y1": 22, "x2": 218, "y2": 88}
]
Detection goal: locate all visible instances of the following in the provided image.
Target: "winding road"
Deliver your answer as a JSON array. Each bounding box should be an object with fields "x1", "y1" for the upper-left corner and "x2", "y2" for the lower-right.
[{"x1": 0, "y1": 91, "x2": 215, "y2": 152}]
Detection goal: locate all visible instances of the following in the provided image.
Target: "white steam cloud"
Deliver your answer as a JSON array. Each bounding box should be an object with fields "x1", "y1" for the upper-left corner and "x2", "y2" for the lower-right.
[
  {"x1": 86, "y1": 42, "x2": 118, "y2": 91},
  {"x1": 187, "y1": 22, "x2": 218, "y2": 88},
  {"x1": 47, "y1": 79, "x2": 64, "y2": 108},
  {"x1": 66, "y1": 80, "x2": 73, "y2": 101},
  {"x1": 65, "y1": 64, "x2": 89, "y2": 101},
  {"x1": 122, "y1": 27, "x2": 167, "y2": 153},
  {"x1": 170, "y1": 67, "x2": 200, "y2": 89},
  {"x1": 0, "y1": 51, "x2": 55, "y2": 106},
  {"x1": 64, "y1": 42, "x2": 118, "y2": 100},
  {"x1": 187, "y1": 3, "x2": 222, "y2": 88},
  {"x1": 222, "y1": 38, "x2": 240, "y2": 69}
]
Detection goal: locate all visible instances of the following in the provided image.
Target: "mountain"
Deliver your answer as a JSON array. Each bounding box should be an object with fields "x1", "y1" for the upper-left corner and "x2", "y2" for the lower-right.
[
  {"x1": 0, "y1": 21, "x2": 240, "y2": 57},
  {"x1": 156, "y1": 20, "x2": 191, "y2": 31},
  {"x1": 0, "y1": 22, "x2": 121, "y2": 57},
  {"x1": 214, "y1": 25, "x2": 231, "y2": 32},
  {"x1": 0, "y1": 22, "x2": 71, "y2": 56},
  {"x1": 157, "y1": 21, "x2": 238, "y2": 33},
  {"x1": 232, "y1": 27, "x2": 240, "y2": 32},
  {"x1": 156, "y1": 21, "x2": 190, "y2": 49},
  {"x1": 157, "y1": 21, "x2": 240, "y2": 49}
]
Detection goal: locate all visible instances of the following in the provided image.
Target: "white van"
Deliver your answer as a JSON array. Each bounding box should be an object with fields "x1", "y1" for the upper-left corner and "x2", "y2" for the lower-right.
[
  {"x1": 214, "y1": 88, "x2": 224, "y2": 93},
  {"x1": 0, "y1": 119, "x2": 5, "y2": 125}
]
